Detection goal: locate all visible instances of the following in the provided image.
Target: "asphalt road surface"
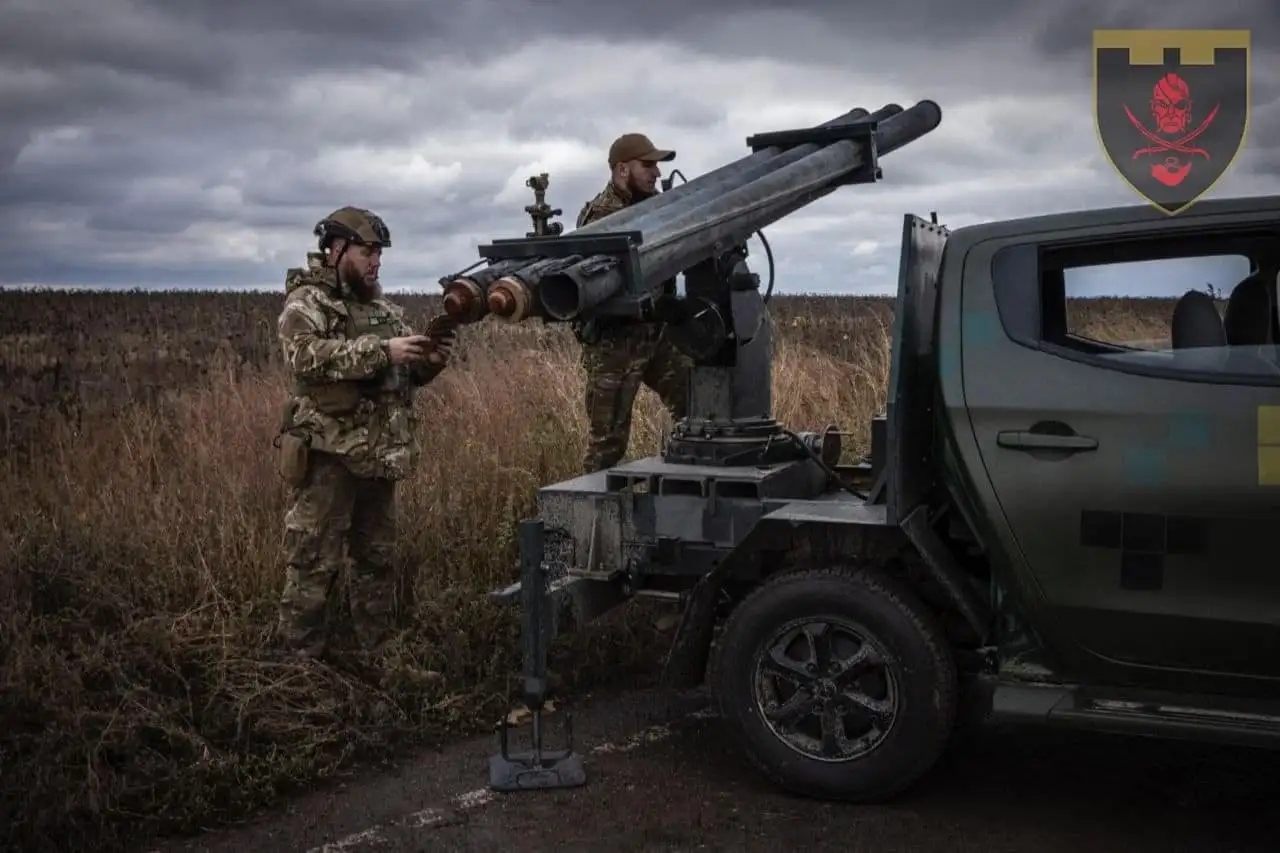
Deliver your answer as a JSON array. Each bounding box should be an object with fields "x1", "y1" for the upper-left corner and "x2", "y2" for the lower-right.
[{"x1": 150, "y1": 686, "x2": 1275, "y2": 853}]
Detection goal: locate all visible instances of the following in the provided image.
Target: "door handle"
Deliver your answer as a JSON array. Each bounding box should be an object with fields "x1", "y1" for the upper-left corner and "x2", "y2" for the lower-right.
[{"x1": 997, "y1": 431, "x2": 1098, "y2": 451}]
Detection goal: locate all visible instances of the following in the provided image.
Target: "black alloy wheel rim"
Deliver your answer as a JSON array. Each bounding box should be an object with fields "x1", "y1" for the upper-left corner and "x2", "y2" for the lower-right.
[{"x1": 751, "y1": 617, "x2": 899, "y2": 762}]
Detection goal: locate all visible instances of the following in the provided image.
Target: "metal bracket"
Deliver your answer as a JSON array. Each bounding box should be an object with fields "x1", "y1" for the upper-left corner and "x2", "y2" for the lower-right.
[
  {"x1": 744, "y1": 122, "x2": 882, "y2": 185},
  {"x1": 901, "y1": 504, "x2": 990, "y2": 642},
  {"x1": 477, "y1": 231, "x2": 644, "y2": 261}
]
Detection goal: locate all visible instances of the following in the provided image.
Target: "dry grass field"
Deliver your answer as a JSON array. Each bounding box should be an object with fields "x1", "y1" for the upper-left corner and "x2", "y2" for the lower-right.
[{"x1": 0, "y1": 289, "x2": 1174, "y2": 852}]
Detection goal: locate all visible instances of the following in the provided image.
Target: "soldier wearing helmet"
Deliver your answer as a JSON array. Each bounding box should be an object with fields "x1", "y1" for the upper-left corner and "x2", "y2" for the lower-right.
[
  {"x1": 273, "y1": 206, "x2": 458, "y2": 660},
  {"x1": 573, "y1": 133, "x2": 691, "y2": 473}
]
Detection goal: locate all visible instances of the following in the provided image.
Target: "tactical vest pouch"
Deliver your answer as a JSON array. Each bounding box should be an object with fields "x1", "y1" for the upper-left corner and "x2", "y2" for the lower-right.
[
  {"x1": 276, "y1": 432, "x2": 310, "y2": 487},
  {"x1": 275, "y1": 398, "x2": 309, "y2": 486},
  {"x1": 302, "y1": 382, "x2": 364, "y2": 415}
]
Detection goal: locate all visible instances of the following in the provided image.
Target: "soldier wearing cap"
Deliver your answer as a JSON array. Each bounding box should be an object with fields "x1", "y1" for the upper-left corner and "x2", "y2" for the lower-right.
[
  {"x1": 273, "y1": 206, "x2": 458, "y2": 660},
  {"x1": 573, "y1": 133, "x2": 692, "y2": 473}
]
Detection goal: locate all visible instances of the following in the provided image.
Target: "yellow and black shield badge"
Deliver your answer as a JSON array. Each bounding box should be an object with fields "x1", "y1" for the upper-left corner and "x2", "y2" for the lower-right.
[{"x1": 1093, "y1": 29, "x2": 1250, "y2": 215}]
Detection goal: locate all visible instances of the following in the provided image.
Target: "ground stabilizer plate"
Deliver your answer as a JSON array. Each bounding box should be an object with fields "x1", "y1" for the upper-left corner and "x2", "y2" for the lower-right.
[{"x1": 488, "y1": 707, "x2": 586, "y2": 792}]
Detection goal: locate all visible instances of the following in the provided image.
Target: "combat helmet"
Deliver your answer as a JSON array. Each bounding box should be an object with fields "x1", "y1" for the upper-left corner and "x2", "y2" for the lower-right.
[{"x1": 313, "y1": 206, "x2": 392, "y2": 251}]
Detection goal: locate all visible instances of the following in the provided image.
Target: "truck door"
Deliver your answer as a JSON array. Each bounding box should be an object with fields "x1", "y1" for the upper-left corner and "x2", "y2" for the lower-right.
[{"x1": 959, "y1": 219, "x2": 1280, "y2": 684}]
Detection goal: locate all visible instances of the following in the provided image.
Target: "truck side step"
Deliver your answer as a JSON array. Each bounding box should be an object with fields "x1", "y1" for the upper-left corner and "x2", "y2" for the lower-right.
[{"x1": 989, "y1": 681, "x2": 1280, "y2": 750}]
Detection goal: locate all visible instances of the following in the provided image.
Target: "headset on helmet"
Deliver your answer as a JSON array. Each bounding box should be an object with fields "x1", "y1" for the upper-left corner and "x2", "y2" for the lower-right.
[{"x1": 313, "y1": 206, "x2": 392, "y2": 251}]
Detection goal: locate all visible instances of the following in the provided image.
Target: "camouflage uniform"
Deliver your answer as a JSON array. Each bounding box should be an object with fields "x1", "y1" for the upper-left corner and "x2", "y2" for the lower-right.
[
  {"x1": 576, "y1": 166, "x2": 692, "y2": 473},
  {"x1": 274, "y1": 208, "x2": 448, "y2": 658}
]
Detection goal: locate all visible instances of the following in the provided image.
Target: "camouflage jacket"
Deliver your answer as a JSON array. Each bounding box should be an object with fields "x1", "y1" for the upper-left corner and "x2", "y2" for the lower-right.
[
  {"x1": 276, "y1": 253, "x2": 443, "y2": 480},
  {"x1": 575, "y1": 182, "x2": 633, "y2": 228},
  {"x1": 575, "y1": 183, "x2": 676, "y2": 342}
]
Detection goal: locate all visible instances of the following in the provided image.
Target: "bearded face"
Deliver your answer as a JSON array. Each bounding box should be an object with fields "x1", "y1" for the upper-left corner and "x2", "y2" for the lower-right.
[
  {"x1": 333, "y1": 243, "x2": 382, "y2": 300},
  {"x1": 621, "y1": 160, "x2": 661, "y2": 199},
  {"x1": 1151, "y1": 72, "x2": 1192, "y2": 134}
]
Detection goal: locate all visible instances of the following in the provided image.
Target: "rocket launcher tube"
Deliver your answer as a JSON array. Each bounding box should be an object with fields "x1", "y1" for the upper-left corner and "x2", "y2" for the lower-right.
[
  {"x1": 570, "y1": 106, "x2": 884, "y2": 237},
  {"x1": 715, "y1": 100, "x2": 947, "y2": 232},
  {"x1": 442, "y1": 259, "x2": 522, "y2": 292},
  {"x1": 611, "y1": 104, "x2": 904, "y2": 237},
  {"x1": 634, "y1": 100, "x2": 941, "y2": 280},
  {"x1": 486, "y1": 255, "x2": 581, "y2": 321},
  {"x1": 493, "y1": 105, "x2": 899, "y2": 313},
  {"x1": 538, "y1": 255, "x2": 625, "y2": 320},
  {"x1": 538, "y1": 100, "x2": 941, "y2": 321}
]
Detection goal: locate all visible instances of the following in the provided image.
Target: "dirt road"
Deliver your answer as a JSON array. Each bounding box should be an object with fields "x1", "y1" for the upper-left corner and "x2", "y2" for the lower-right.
[{"x1": 151, "y1": 686, "x2": 1274, "y2": 853}]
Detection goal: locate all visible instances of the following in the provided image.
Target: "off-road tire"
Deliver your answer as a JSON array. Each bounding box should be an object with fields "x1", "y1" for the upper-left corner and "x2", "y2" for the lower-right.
[{"x1": 709, "y1": 564, "x2": 959, "y2": 802}]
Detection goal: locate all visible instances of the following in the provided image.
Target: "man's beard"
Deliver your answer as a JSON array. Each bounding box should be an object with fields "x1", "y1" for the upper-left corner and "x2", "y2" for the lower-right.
[
  {"x1": 340, "y1": 266, "x2": 380, "y2": 300},
  {"x1": 628, "y1": 174, "x2": 657, "y2": 200}
]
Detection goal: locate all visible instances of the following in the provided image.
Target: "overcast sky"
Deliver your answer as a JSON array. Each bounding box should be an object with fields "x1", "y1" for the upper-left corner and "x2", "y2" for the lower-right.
[{"x1": 0, "y1": 0, "x2": 1275, "y2": 298}]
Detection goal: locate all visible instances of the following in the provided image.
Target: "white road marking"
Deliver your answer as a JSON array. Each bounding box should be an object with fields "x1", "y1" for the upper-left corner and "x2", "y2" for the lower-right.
[
  {"x1": 308, "y1": 828, "x2": 383, "y2": 851},
  {"x1": 303, "y1": 707, "x2": 717, "y2": 852}
]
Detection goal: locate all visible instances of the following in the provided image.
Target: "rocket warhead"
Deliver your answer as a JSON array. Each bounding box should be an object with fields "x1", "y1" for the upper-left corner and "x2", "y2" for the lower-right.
[
  {"x1": 441, "y1": 276, "x2": 489, "y2": 323},
  {"x1": 488, "y1": 276, "x2": 535, "y2": 322},
  {"x1": 438, "y1": 258, "x2": 532, "y2": 322}
]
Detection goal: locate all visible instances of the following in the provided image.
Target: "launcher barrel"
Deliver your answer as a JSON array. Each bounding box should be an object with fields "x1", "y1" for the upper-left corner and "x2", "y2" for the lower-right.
[
  {"x1": 539, "y1": 100, "x2": 942, "y2": 321},
  {"x1": 466, "y1": 99, "x2": 942, "y2": 324},
  {"x1": 574, "y1": 105, "x2": 901, "y2": 236}
]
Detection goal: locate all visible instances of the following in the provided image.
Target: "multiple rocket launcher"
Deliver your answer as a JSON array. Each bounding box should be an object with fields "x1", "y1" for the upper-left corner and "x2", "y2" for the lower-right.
[
  {"x1": 465, "y1": 97, "x2": 944, "y2": 795},
  {"x1": 437, "y1": 99, "x2": 943, "y2": 328}
]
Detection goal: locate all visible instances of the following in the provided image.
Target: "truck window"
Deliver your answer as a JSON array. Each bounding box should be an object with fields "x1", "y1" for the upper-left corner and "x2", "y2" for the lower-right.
[
  {"x1": 990, "y1": 229, "x2": 1280, "y2": 385},
  {"x1": 1063, "y1": 255, "x2": 1250, "y2": 350}
]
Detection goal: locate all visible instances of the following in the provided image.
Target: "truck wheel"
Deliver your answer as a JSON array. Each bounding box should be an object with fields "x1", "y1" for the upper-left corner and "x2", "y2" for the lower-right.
[{"x1": 710, "y1": 565, "x2": 958, "y2": 802}]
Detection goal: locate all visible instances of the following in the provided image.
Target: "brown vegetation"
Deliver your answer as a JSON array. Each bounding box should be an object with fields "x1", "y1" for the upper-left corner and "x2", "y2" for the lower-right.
[{"x1": 0, "y1": 290, "x2": 1174, "y2": 852}]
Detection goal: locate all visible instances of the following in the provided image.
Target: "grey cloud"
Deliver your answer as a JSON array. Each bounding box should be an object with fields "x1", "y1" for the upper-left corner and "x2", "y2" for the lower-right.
[
  {"x1": 133, "y1": 0, "x2": 442, "y2": 41},
  {"x1": 0, "y1": 0, "x2": 1277, "y2": 294},
  {"x1": 505, "y1": 90, "x2": 729, "y2": 146},
  {"x1": 506, "y1": 113, "x2": 609, "y2": 144},
  {"x1": 1245, "y1": 111, "x2": 1280, "y2": 177},
  {"x1": 0, "y1": 2, "x2": 230, "y2": 91},
  {"x1": 127, "y1": 0, "x2": 1037, "y2": 49},
  {"x1": 1032, "y1": 0, "x2": 1278, "y2": 57}
]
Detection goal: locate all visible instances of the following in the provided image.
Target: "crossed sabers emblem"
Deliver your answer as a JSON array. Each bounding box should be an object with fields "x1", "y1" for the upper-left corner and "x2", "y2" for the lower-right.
[{"x1": 1124, "y1": 103, "x2": 1219, "y2": 160}]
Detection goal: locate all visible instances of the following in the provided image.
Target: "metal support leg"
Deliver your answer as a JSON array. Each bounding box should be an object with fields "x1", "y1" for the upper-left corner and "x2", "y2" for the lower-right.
[{"x1": 488, "y1": 519, "x2": 587, "y2": 791}]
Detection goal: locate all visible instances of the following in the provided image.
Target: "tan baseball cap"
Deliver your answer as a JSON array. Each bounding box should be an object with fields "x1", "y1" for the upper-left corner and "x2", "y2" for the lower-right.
[{"x1": 608, "y1": 133, "x2": 676, "y2": 166}]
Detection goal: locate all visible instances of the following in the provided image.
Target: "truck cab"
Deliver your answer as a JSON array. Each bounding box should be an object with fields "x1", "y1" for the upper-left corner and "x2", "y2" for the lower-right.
[{"x1": 932, "y1": 192, "x2": 1280, "y2": 734}]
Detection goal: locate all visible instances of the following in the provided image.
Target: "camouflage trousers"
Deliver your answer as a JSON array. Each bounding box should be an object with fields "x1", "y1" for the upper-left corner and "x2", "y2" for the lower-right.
[
  {"x1": 581, "y1": 322, "x2": 690, "y2": 473},
  {"x1": 276, "y1": 450, "x2": 403, "y2": 657}
]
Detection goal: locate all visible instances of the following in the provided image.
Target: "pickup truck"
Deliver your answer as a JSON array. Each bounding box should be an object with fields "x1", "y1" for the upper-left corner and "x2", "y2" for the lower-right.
[{"x1": 490, "y1": 191, "x2": 1280, "y2": 802}]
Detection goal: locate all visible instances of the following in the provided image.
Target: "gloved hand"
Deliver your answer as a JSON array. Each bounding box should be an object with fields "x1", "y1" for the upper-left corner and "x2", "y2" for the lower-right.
[{"x1": 424, "y1": 314, "x2": 458, "y2": 365}]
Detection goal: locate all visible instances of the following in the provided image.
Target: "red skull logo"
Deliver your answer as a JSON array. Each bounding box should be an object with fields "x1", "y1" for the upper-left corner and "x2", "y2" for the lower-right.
[
  {"x1": 1151, "y1": 73, "x2": 1192, "y2": 134},
  {"x1": 1123, "y1": 71, "x2": 1219, "y2": 187}
]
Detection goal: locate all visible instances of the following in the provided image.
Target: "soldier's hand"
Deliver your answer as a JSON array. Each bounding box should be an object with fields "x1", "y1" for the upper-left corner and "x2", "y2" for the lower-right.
[
  {"x1": 425, "y1": 315, "x2": 458, "y2": 366},
  {"x1": 388, "y1": 335, "x2": 431, "y2": 364},
  {"x1": 425, "y1": 314, "x2": 458, "y2": 338}
]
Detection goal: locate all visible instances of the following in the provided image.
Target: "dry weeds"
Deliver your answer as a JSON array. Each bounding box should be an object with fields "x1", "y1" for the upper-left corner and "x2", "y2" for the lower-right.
[{"x1": 0, "y1": 291, "x2": 1175, "y2": 852}]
